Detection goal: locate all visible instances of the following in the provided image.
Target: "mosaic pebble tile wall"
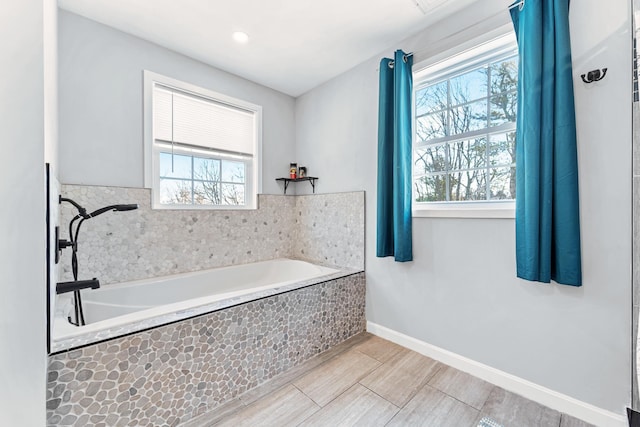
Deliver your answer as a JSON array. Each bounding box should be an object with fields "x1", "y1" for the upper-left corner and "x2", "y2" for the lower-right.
[
  {"x1": 59, "y1": 185, "x2": 295, "y2": 284},
  {"x1": 59, "y1": 185, "x2": 365, "y2": 284},
  {"x1": 47, "y1": 273, "x2": 366, "y2": 426},
  {"x1": 293, "y1": 192, "x2": 365, "y2": 270}
]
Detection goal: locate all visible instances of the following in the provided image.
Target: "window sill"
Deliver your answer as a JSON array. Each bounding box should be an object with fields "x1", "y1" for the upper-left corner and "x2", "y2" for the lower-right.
[
  {"x1": 151, "y1": 203, "x2": 257, "y2": 211},
  {"x1": 413, "y1": 202, "x2": 515, "y2": 219}
]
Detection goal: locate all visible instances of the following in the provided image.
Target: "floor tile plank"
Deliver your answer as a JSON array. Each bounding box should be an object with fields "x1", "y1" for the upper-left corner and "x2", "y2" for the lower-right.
[
  {"x1": 560, "y1": 413, "x2": 595, "y2": 427},
  {"x1": 298, "y1": 384, "x2": 398, "y2": 427},
  {"x1": 292, "y1": 350, "x2": 380, "y2": 406},
  {"x1": 214, "y1": 384, "x2": 319, "y2": 427},
  {"x1": 428, "y1": 365, "x2": 494, "y2": 410},
  {"x1": 182, "y1": 334, "x2": 585, "y2": 427},
  {"x1": 359, "y1": 349, "x2": 441, "y2": 407},
  {"x1": 387, "y1": 384, "x2": 479, "y2": 427},
  {"x1": 480, "y1": 387, "x2": 561, "y2": 427},
  {"x1": 181, "y1": 398, "x2": 245, "y2": 427},
  {"x1": 239, "y1": 332, "x2": 371, "y2": 406},
  {"x1": 352, "y1": 335, "x2": 404, "y2": 363}
]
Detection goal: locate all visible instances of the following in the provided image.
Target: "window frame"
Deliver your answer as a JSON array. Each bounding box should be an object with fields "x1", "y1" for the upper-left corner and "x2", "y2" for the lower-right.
[
  {"x1": 412, "y1": 32, "x2": 518, "y2": 219},
  {"x1": 143, "y1": 70, "x2": 263, "y2": 210}
]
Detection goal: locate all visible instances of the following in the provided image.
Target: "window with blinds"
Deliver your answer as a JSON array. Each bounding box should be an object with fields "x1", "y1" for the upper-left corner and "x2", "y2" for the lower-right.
[{"x1": 144, "y1": 71, "x2": 262, "y2": 209}]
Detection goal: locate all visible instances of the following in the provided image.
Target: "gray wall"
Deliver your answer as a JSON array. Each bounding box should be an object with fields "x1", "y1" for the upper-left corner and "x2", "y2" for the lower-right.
[
  {"x1": 58, "y1": 10, "x2": 296, "y2": 194},
  {"x1": 295, "y1": 0, "x2": 632, "y2": 414},
  {"x1": 0, "y1": 0, "x2": 56, "y2": 424}
]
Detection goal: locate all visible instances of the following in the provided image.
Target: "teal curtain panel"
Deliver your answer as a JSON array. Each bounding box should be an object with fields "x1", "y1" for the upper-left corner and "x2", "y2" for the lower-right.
[
  {"x1": 376, "y1": 50, "x2": 413, "y2": 262},
  {"x1": 510, "y1": 0, "x2": 582, "y2": 286}
]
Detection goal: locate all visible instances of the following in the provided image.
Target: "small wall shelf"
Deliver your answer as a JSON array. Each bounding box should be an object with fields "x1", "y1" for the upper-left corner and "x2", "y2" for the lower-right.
[{"x1": 275, "y1": 177, "x2": 318, "y2": 194}]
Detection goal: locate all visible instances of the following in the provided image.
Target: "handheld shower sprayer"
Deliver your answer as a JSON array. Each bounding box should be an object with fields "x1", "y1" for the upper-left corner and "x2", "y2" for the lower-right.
[
  {"x1": 57, "y1": 196, "x2": 139, "y2": 326},
  {"x1": 58, "y1": 196, "x2": 139, "y2": 219},
  {"x1": 86, "y1": 204, "x2": 139, "y2": 218}
]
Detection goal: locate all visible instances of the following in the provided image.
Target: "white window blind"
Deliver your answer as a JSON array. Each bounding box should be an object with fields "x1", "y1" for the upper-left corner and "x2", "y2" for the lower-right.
[
  {"x1": 153, "y1": 85, "x2": 255, "y2": 155},
  {"x1": 144, "y1": 71, "x2": 262, "y2": 210}
]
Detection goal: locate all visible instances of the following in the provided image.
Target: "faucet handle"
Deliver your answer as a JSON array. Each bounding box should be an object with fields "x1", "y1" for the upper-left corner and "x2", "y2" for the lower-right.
[{"x1": 56, "y1": 278, "x2": 100, "y2": 295}]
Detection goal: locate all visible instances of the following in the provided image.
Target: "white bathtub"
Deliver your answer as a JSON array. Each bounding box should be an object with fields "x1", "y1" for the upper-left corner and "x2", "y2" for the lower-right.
[{"x1": 52, "y1": 258, "x2": 340, "y2": 351}]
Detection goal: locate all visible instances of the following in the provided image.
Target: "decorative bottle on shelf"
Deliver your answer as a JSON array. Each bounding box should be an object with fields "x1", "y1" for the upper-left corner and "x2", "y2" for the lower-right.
[{"x1": 289, "y1": 163, "x2": 297, "y2": 179}]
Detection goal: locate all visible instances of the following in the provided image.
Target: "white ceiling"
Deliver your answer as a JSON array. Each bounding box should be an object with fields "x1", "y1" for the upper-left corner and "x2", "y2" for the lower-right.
[{"x1": 58, "y1": 0, "x2": 472, "y2": 97}]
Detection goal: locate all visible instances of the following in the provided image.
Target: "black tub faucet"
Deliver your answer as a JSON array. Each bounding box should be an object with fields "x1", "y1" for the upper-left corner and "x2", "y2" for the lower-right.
[
  {"x1": 56, "y1": 278, "x2": 100, "y2": 295},
  {"x1": 58, "y1": 195, "x2": 138, "y2": 326}
]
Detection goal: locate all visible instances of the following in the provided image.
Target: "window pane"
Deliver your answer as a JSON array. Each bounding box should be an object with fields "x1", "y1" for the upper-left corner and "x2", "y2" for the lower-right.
[
  {"x1": 489, "y1": 167, "x2": 516, "y2": 199},
  {"x1": 490, "y1": 56, "x2": 518, "y2": 95},
  {"x1": 449, "y1": 169, "x2": 487, "y2": 201},
  {"x1": 449, "y1": 99, "x2": 487, "y2": 135},
  {"x1": 450, "y1": 66, "x2": 488, "y2": 105},
  {"x1": 448, "y1": 138, "x2": 487, "y2": 171},
  {"x1": 159, "y1": 179, "x2": 192, "y2": 204},
  {"x1": 411, "y1": 40, "x2": 517, "y2": 207},
  {"x1": 490, "y1": 91, "x2": 517, "y2": 127},
  {"x1": 414, "y1": 145, "x2": 447, "y2": 174},
  {"x1": 193, "y1": 157, "x2": 220, "y2": 182},
  {"x1": 416, "y1": 81, "x2": 447, "y2": 116},
  {"x1": 221, "y1": 184, "x2": 245, "y2": 205},
  {"x1": 489, "y1": 132, "x2": 516, "y2": 167},
  {"x1": 193, "y1": 181, "x2": 220, "y2": 205},
  {"x1": 414, "y1": 175, "x2": 447, "y2": 202},
  {"x1": 221, "y1": 160, "x2": 245, "y2": 183},
  {"x1": 416, "y1": 111, "x2": 447, "y2": 142},
  {"x1": 159, "y1": 153, "x2": 192, "y2": 179}
]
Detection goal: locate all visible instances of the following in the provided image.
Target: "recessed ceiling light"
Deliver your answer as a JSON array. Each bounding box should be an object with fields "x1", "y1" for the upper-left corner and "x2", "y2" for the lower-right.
[{"x1": 232, "y1": 31, "x2": 249, "y2": 44}]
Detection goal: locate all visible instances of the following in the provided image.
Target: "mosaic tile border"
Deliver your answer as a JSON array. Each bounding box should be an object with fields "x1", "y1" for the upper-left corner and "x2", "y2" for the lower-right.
[{"x1": 46, "y1": 273, "x2": 366, "y2": 427}]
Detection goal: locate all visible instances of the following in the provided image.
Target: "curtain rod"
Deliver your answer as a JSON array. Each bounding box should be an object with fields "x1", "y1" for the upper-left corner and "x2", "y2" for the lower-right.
[
  {"x1": 386, "y1": 1, "x2": 519, "y2": 69},
  {"x1": 509, "y1": 0, "x2": 524, "y2": 11},
  {"x1": 387, "y1": 53, "x2": 413, "y2": 68}
]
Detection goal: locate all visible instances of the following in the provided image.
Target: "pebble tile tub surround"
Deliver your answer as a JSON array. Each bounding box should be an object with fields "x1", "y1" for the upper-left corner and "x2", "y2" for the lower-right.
[
  {"x1": 52, "y1": 267, "x2": 358, "y2": 353},
  {"x1": 58, "y1": 185, "x2": 365, "y2": 284},
  {"x1": 46, "y1": 273, "x2": 365, "y2": 427},
  {"x1": 293, "y1": 192, "x2": 365, "y2": 271}
]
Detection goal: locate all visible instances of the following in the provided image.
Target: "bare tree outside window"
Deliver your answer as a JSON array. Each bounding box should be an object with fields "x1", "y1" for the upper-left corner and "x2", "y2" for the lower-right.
[
  {"x1": 159, "y1": 152, "x2": 246, "y2": 206},
  {"x1": 162, "y1": 180, "x2": 192, "y2": 204},
  {"x1": 193, "y1": 158, "x2": 221, "y2": 205},
  {"x1": 414, "y1": 53, "x2": 518, "y2": 203}
]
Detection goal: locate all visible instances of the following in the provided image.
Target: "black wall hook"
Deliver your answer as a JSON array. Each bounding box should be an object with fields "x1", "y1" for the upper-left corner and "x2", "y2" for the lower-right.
[{"x1": 581, "y1": 68, "x2": 607, "y2": 83}]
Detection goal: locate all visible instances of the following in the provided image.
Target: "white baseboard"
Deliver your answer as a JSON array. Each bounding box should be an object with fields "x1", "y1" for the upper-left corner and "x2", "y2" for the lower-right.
[{"x1": 366, "y1": 321, "x2": 627, "y2": 427}]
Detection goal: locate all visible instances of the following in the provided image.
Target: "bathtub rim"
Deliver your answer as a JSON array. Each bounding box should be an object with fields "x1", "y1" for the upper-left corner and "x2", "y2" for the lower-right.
[
  {"x1": 56, "y1": 258, "x2": 340, "y2": 322},
  {"x1": 51, "y1": 262, "x2": 362, "y2": 354}
]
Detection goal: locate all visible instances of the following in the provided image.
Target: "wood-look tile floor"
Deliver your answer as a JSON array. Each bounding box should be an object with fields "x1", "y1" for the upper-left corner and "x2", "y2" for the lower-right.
[{"x1": 182, "y1": 333, "x2": 594, "y2": 427}]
